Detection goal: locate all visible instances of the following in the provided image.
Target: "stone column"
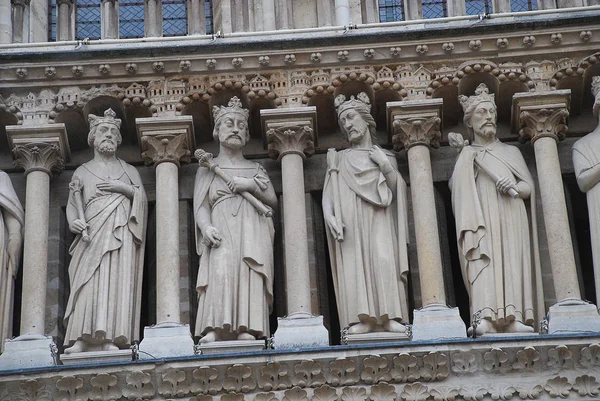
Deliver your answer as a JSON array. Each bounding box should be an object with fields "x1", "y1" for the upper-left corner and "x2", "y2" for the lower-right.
[
  {"x1": 213, "y1": 0, "x2": 232, "y2": 33},
  {"x1": 101, "y1": 0, "x2": 119, "y2": 39},
  {"x1": 334, "y1": 0, "x2": 349, "y2": 25},
  {"x1": 0, "y1": 125, "x2": 69, "y2": 369},
  {"x1": 136, "y1": 116, "x2": 196, "y2": 358},
  {"x1": 11, "y1": 0, "x2": 30, "y2": 43},
  {"x1": 0, "y1": 0, "x2": 13, "y2": 43},
  {"x1": 447, "y1": 0, "x2": 465, "y2": 17},
  {"x1": 144, "y1": 0, "x2": 163, "y2": 37},
  {"x1": 261, "y1": 107, "x2": 329, "y2": 349},
  {"x1": 187, "y1": 0, "x2": 206, "y2": 34},
  {"x1": 56, "y1": 0, "x2": 73, "y2": 41},
  {"x1": 29, "y1": 0, "x2": 49, "y2": 42},
  {"x1": 387, "y1": 99, "x2": 466, "y2": 341},
  {"x1": 514, "y1": 90, "x2": 600, "y2": 334}
]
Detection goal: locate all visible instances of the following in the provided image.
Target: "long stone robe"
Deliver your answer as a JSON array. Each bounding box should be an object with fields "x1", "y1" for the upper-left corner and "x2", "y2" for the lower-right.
[
  {"x1": 324, "y1": 148, "x2": 410, "y2": 328},
  {"x1": 0, "y1": 171, "x2": 24, "y2": 347},
  {"x1": 64, "y1": 160, "x2": 147, "y2": 348},
  {"x1": 449, "y1": 140, "x2": 544, "y2": 327},
  {"x1": 194, "y1": 163, "x2": 274, "y2": 339},
  {"x1": 573, "y1": 131, "x2": 600, "y2": 303}
]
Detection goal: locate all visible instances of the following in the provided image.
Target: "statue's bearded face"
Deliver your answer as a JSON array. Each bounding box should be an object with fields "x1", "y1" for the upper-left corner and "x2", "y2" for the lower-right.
[
  {"x1": 217, "y1": 114, "x2": 249, "y2": 150},
  {"x1": 468, "y1": 101, "x2": 497, "y2": 139},
  {"x1": 94, "y1": 123, "x2": 120, "y2": 155},
  {"x1": 339, "y1": 109, "x2": 368, "y2": 144}
]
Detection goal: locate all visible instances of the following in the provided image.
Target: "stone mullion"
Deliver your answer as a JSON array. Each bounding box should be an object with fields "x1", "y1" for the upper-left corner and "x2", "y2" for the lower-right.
[
  {"x1": 1, "y1": 0, "x2": 12, "y2": 43},
  {"x1": 11, "y1": 0, "x2": 30, "y2": 43},
  {"x1": 187, "y1": 0, "x2": 206, "y2": 35},
  {"x1": 101, "y1": 0, "x2": 119, "y2": 39},
  {"x1": 145, "y1": 0, "x2": 163, "y2": 37},
  {"x1": 56, "y1": 0, "x2": 73, "y2": 41}
]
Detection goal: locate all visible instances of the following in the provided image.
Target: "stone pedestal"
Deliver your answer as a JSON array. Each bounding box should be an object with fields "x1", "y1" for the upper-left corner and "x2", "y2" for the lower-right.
[
  {"x1": 60, "y1": 349, "x2": 132, "y2": 365},
  {"x1": 136, "y1": 116, "x2": 196, "y2": 357},
  {"x1": 514, "y1": 90, "x2": 600, "y2": 334},
  {"x1": 388, "y1": 99, "x2": 467, "y2": 341},
  {"x1": 0, "y1": 125, "x2": 69, "y2": 370},
  {"x1": 261, "y1": 108, "x2": 329, "y2": 348},
  {"x1": 199, "y1": 339, "x2": 266, "y2": 355}
]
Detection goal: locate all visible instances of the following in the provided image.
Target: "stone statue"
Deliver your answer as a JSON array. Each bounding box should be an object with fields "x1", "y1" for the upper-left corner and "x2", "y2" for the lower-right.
[
  {"x1": 449, "y1": 83, "x2": 543, "y2": 336},
  {"x1": 0, "y1": 172, "x2": 24, "y2": 349},
  {"x1": 194, "y1": 97, "x2": 277, "y2": 343},
  {"x1": 573, "y1": 76, "x2": 600, "y2": 304},
  {"x1": 323, "y1": 92, "x2": 410, "y2": 335},
  {"x1": 64, "y1": 108, "x2": 147, "y2": 353}
]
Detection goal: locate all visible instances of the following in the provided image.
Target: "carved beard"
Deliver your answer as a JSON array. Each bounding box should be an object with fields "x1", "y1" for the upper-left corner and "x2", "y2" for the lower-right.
[{"x1": 97, "y1": 142, "x2": 116, "y2": 155}]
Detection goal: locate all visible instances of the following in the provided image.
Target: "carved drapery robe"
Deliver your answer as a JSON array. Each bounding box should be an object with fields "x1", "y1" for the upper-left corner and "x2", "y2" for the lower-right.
[
  {"x1": 450, "y1": 140, "x2": 544, "y2": 327},
  {"x1": 0, "y1": 171, "x2": 24, "y2": 346},
  {"x1": 64, "y1": 160, "x2": 147, "y2": 347},
  {"x1": 194, "y1": 164, "x2": 274, "y2": 338},
  {"x1": 324, "y1": 148, "x2": 410, "y2": 328},
  {"x1": 573, "y1": 131, "x2": 600, "y2": 302}
]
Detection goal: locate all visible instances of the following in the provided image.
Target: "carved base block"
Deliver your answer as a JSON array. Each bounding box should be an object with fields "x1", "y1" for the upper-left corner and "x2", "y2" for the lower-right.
[
  {"x1": 60, "y1": 349, "x2": 132, "y2": 365},
  {"x1": 345, "y1": 331, "x2": 410, "y2": 345},
  {"x1": 0, "y1": 334, "x2": 56, "y2": 371},
  {"x1": 273, "y1": 312, "x2": 329, "y2": 349},
  {"x1": 138, "y1": 322, "x2": 195, "y2": 359},
  {"x1": 547, "y1": 299, "x2": 600, "y2": 334},
  {"x1": 199, "y1": 339, "x2": 266, "y2": 355},
  {"x1": 411, "y1": 304, "x2": 467, "y2": 341}
]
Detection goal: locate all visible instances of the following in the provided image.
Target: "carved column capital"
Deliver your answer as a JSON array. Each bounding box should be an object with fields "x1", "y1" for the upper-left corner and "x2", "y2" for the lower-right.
[
  {"x1": 55, "y1": 0, "x2": 74, "y2": 5},
  {"x1": 388, "y1": 99, "x2": 443, "y2": 151},
  {"x1": 11, "y1": 0, "x2": 31, "y2": 7},
  {"x1": 136, "y1": 116, "x2": 196, "y2": 167},
  {"x1": 261, "y1": 107, "x2": 317, "y2": 161},
  {"x1": 512, "y1": 90, "x2": 571, "y2": 144},
  {"x1": 6, "y1": 124, "x2": 70, "y2": 176}
]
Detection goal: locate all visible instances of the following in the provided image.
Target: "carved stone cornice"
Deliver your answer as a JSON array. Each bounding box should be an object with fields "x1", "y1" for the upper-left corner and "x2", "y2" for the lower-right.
[
  {"x1": 387, "y1": 99, "x2": 443, "y2": 151},
  {"x1": 261, "y1": 107, "x2": 317, "y2": 161},
  {"x1": 512, "y1": 90, "x2": 571, "y2": 144},
  {"x1": 136, "y1": 116, "x2": 195, "y2": 167}
]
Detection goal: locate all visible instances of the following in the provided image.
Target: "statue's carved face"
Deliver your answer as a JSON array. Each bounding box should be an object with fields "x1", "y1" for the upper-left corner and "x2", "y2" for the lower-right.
[
  {"x1": 216, "y1": 114, "x2": 248, "y2": 150},
  {"x1": 339, "y1": 109, "x2": 368, "y2": 144},
  {"x1": 468, "y1": 101, "x2": 497, "y2": 139},
  {"x1": 94, "y1": 122, "x2": 120, "y2": 155}
]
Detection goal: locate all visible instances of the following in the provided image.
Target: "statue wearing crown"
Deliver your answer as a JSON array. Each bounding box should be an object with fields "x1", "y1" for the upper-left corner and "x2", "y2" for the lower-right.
[
  {"x1": 573, "y1": 76, "x2": 600, "y2": 304},
  {"x1": 193, "y1": 97, "x2": 277, "y2": 343},
  {"x1": 449, "y1": 84, "x2": 543, "y2": 336},
  {"x1": 323, "y1": 92, "x2": 410, "y2": 335},
  {"x1": 64, "y1": 108, "x2": 147, "y2": 353}
]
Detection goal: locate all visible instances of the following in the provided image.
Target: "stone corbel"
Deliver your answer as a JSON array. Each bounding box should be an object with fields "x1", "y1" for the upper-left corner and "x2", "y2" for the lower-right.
[
  {"x1": 136, "y1": 116, "x2": 195, "y2": 166},
  {"x1": 7, "y1": 124, "x2": 70, "y2": 174},
  {"x1": 388, "y1": 98, "x2": 442, "y2": 151}
]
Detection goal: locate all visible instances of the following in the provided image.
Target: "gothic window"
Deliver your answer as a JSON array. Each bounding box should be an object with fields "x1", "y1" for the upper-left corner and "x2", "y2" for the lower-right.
[
  {"x1": 378, "y1": 0, "x2": 404, "y2": 22},
  {"x1": 76, "y1": 0, "x2": 101, "y2": 39},
  {"x1": 422, "y1": 0, "x2": 447, "y2": 18},
  {"x1": 48, "y1": 0, "x2": 57, "y2": 41},
  {"x1": 465, "y1": 0, "x2": 491, "y2": 15},
  {"x1": 511, "y1": 0, "x2": 537, "y2": 11},
  {"x1": 163, "y1": 0, "x2": 187, "y2": 36},
  {"x1": 120, "y1": 0, "x2": 145, "y2": 38}
]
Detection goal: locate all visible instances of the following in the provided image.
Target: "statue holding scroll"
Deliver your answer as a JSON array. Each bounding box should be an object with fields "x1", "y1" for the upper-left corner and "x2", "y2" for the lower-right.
[
  {"x1": 194, "y1": 97, "x2": 277, "y2": 343},
  {"x1": 0, "y1": 171, "x2": 24, "y2": 349},
  {"x1": 449, "y1": 83, "x2": 543, "y2": 336},
  {"x1": 323, "y1": 92, "x2": 410, "y2": 335},
  {"x1": 64, "y1": 108, "x2": 147, "y2": 353},
  {"x1": 573, "y1": 76, "x2": 600, "y2": 304}
]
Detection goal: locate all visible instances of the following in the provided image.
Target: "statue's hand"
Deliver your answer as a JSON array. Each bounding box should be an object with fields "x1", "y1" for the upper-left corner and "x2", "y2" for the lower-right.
[
  {"x1": 227, "y1": 177, "x2": 258, "y2": 194},
  {"x1": 203, "y1": 225, "x2": 222, "y2": 248},
  {"x1": 69, "y1": 218, "x2": 89, "y2": 235},
  {"x1": 496, "y1": 176, "x2": 517, "y2": 195},
  {"x1": 369, "y1": 146, "x2": 393, "y2": 173},
  {"x1": 325, "y1": 214, "x2": 344, "y2": 242},
  {"x1": 96, "y1": 180, "x2": 134, "y2": 197},
  {"x1": 6, "y1": 234, "x2": 21, "y2": 277}
]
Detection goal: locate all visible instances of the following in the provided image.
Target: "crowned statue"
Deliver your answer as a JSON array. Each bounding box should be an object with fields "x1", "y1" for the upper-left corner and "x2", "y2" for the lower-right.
[
  {"x1": 322, "y1": 92, "x2": 410, "y2": 335},
  {"x1": 573, "y1": 76, "x2": 600, "y2": 304},
  {"x1": 194, "y1": 97, "x2": 277, "y2": 343},
  {"x1": 64, "y1": 108, "x2": 147, "y2": 353},
  {"x1": 449, "y1": 83, "x2": 543, "y2": 336}
]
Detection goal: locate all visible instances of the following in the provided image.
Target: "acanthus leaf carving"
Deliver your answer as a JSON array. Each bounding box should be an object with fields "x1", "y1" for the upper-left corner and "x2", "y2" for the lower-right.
[
  {"x1": 513, "y1": 347, "x2": 540, "y2": 371},
  {"x1": 580, "y1": 343, "x2": 600, "y2": 367},
  {"x1": 401, "y1": 382, "x2": 429, "y2": 401},
  {"x1": 518, "y1": 108, "x2": 569, "y2": 143},
  {"x1": 368, "y1": 382, "x2": 396, "y2": 401},
  {"x1": 223, "y1": 364, "x2": 256, "y2": 393},
  {"x1": 340, "y1": 387, "x2": 367, "y2": 401},
  {"x1": 13, "y1": 143, "x2": 65, "y2": 175},
  {"x1": 391, "y1": 353, "x2": 420, "y2": 383},
  {"x1": 141, "y1": 134, "x2": 192, "y2": 166},
  {"x1": 123, "y1": 371, "x2": 155, "y2": 400},
  {"x1": 54, "y1": 376, "x2": 86, "y2": 401},
  {"x1": 266, "y1": 126, "x2": 314, "y2": 160},
  {"x1": 515, "y1": 384, "x2": 543, "y2": 400},
  {"x1": 451, "y1": 351, "x2": 478, "y2": 375},
  {"x1": 544, "y1": 376, "x2": 572, "y2": 398},
  {"x1": 483, "y1": 348, "x2": 510, "y2": 374},
  {"x1": 488, "y1": 384, "x2": 515, "y2": 400},
  {"x1": 360, "y1": 356, "x2": 391, "y2": 384},
  {"x1": 312, "y1": 385, "x2": 339, "y2": 401},
  {"x1": 283, "y1": 387, "x2": 308, "y2": 401},
  {"x1": 259, "y1": 362, "x2": 292, "y2": 391},
  {"x1": 293, "y1": 360, "x2": 326, "y2": 387},
  {"x1": 547, "y1": 345, "x2": 573, "y2": 370},
  {"x1": 191, "y1": 366, "x2": 223, "y2": 395},
  {"x1": 221, "y1": 392, "x2": 244, "y2": 401},
  {"x1": 392, "y1": 115, "x2": 441, "y2": 151},
  {"x1": 429, "y1": 386, "x2": 459, "y2": 401},
  {"x1": 573, "y1": 375, "x2": 600, "y2": 397},
  {"x1": 458, "y1": 386, "x2": 487, "y2": 401},
  {"x1": 421, "y1": 352, "x2": 449, "y2": 381},
  {"x1": 89, "y1": 374, "x2": 121, "y2": 401},
  {"x1": 255, "y1": 392, "x2": 278, "y2": 401},
  {"x1": 328, "y1": 358, "x2": 359, "y2": 386},
  {"x1": 190, "y1": 395, "x2": 213, "y2": 401},
  {"x1": 158, "y1": 369, "x2": 190, "y2": 397}
]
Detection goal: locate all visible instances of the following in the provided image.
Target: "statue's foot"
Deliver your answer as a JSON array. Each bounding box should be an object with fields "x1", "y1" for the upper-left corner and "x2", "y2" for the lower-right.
[
  {"x1": 347, "y1": 322, "x2": 373, "y2": 334},
  {"x1": 468, "y1": 319, "x2": 497, "y2": 337},
  {"x1": 64, "y1": 340, "x2": 87, "y2": 354},
  {"x1": 505, "y1": 321, "x2": 534, "y2": 333},
  {"x1": 102, "y1": 342, "x2": 120, "y2": 351},
  {"x1": 200, "y1": 330, "x2": 219, "y2": 343},
  {"x1": 237, "y1": 332, "x2": 256, "y2": 341},
  {"x1": 383, "y1": 319, "x2": 407, "y2": 333}
]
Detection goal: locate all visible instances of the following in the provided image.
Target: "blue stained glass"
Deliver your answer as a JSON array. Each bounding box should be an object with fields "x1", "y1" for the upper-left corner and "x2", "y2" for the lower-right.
[
  {"x1": 422, "y1": 0, "x2": 447, "y2": 18},
  {"x1": 378, "y1": 0, "x2": 404, "y2": 22},
  {"x1": 510, "y1": 0, "x2": 537, "y2": 11},
  {"x1": 120, "y1": 0, "x2": 145, "y2": 38},
  {"x1": 163, "y1": 0, "x2": 187, "y2": 36},
  {"x1": 205, "y1": 0, "x2": 213, "y2": 34},
  {"x1": 76, "y1": 0, "x2": 101, "y2": 40},
  {"x1": 48, "y1": 0, "x2": 57, "y2": 41},
  {"x1": 466, "y1": 0, "x2": 490, "y2": 15}
]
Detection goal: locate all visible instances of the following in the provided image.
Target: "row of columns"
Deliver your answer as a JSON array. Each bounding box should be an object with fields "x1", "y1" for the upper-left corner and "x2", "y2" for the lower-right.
[{"x1": 1, "y1": 90, "x2": 599, "y2": 368}]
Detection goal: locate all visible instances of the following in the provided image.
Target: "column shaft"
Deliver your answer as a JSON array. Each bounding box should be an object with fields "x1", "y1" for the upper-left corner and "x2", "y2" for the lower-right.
[
  {"x1": 102, "y1": 0, "x2": 119, "y2": 39},
  {"x1": 334, "y1": 0, "x2": 350, "y2": 25},
  {"x1": 12, "y1": 3, "x2": 25, "y2": 42},
  {"x1": 281, "y1": 153, "x2": 312, "y2": 314},
  {"x1": 20, "y1": 171, "x2": 50, "y2": 335},
  {"x1": 533, "y1": 137, "x2": 581, "y2": 301},
  {"x1": 407, "y1": 145, "x2": 446, "y2": 306},
  {"x1": 57, "y1": 1, "x2": 70, "y2": 41},
  {"x1": 262, "y1": 0, "x2": 276, "y2": 30},
  {"x1": 0, "y1": 0, "x2": 12, "y2": 43},
  {"x1": 155, "y1": 162, "x2": 181, "y2": 323},
  {"x1": 29, "y1": 0, "x2": 48, "y2": 42}
]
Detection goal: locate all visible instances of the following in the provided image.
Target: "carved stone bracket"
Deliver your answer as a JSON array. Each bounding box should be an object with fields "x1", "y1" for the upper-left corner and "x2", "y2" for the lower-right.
[
  {"x1": 6, "y1": 124, "x2": 70, "y2": 175},
  {"x1": 387, "y1": 98, "x2": 443, "y2": 151},
  {"x1": 136, "y1": 116, "x2": 195, "y2": 167},
  {"x1": 512, "y1": 90, "x2": 571, "y2": 143},
  {"x1": 261, "y1": 107, "x2": 317, "y2": 161}
]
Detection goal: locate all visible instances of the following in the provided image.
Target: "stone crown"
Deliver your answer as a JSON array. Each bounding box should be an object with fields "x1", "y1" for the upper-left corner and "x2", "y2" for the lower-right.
[
  {"x1": 88, "y1": 108, "x2": 122, "y2": 129},
  {"x1": 335, "y1": 92, "x2": 371, "y2": 117},
  {"x1": 459, "y1": 83, "x2": 496, "y2": 113},
  {"x1": 213, "y1": 96, "x2": 249, "y2": 124}
]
